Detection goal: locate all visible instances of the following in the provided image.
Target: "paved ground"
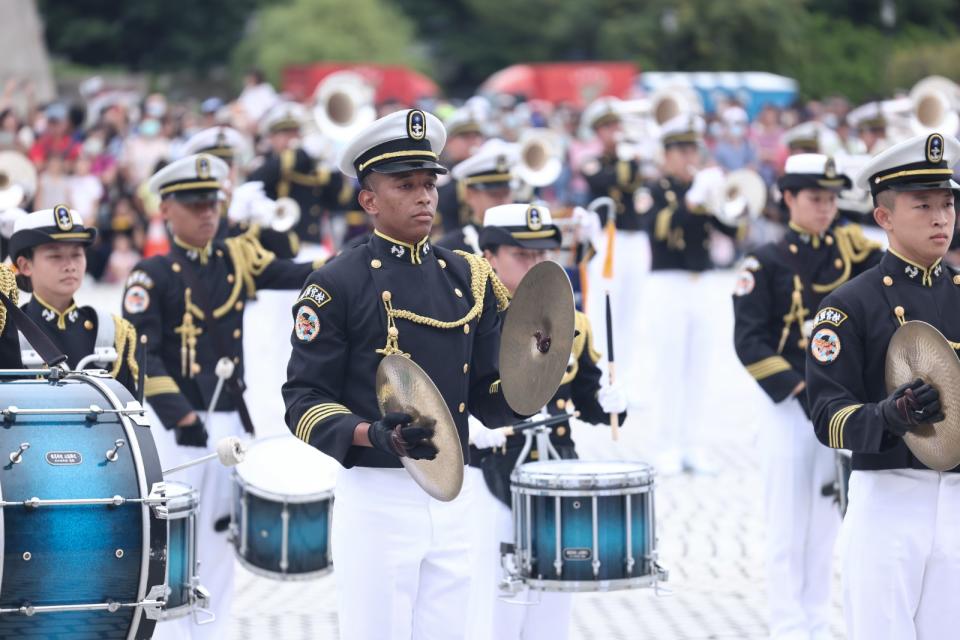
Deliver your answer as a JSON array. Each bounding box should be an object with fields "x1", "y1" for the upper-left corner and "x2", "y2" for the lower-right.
[{"x1": 83, "y1": 274, "x2": 847, "y2": 639}]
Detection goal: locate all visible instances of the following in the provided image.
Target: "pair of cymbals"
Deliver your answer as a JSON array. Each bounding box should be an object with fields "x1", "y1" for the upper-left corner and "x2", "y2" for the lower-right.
[{"x1": 886, "y1": 320, "x2": 960, "y2": 471}]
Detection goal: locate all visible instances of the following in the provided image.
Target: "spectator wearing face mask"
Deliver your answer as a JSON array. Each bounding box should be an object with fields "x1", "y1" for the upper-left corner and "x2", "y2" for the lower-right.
[{"x1": 714, "y1": 106, "x2": 757, "y2": 172}]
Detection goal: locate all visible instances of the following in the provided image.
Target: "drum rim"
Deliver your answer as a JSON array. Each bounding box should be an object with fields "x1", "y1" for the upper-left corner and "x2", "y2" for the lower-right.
[
  {"x1": 516, "y1": 574, "x2": 659, "y2": 592},
  {"x1": 234, "y1": 553, "x2": 333, "y2": 582},
  {"x1": 160, "y1": 480, "x2": 200, "y2": 516},
  {"x1": 512, "y1": 460, "x2": 656, "y2": 488},
  {"x1": 510, "y1": 485, "x2": 653, "y2": 497},
  {"x1": 233, "y1": 435, "x2": 338, "y2": 497}
]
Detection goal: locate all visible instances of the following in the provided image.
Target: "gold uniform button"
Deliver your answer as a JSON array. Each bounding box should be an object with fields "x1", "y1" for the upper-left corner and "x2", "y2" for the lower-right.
[
  {"x1": 458, "y1": 402, "x2": 466, "y2": 413},
  {"x1": 883, "y1": 275, "x2": 894, "y2": 286},
  {"x1": 382, "y1": 291, "x2": 392, "y2": 302},
  {"x1": 235, "y1": 301, "x2": 244, "y2": 311},
  {"x1": 953, "y1": 275, "x2": 960, "y2": 285},
  {"x1": 191, "y1": 363, "x2": 202, "y2": 375},
  {"x1": 825, "y1": 235, "x2": 834, "y2": 245},
  {"x1": 463, "y1": 363, "x2": 469, "y2": 374},
  {"x1": 311, "y1": 205, "x2": 322, "y2": 215},
  {"x1": 216, "y1": 249, "x2": 224, "y2": 257},
  {"x1": 227, "y1": 274, "x2": 235, "y2": 283},
  {"x1": 83, "y1": 320, "x2": 94, "y2": 330},
  {"x1": 834, "y1": 259, "x2": 843, "y2": 269},
  {"x1": 789, "y1": 244, "x2": 798, "y2": 254},
  {"x1": 172, "y1": 263, "x2": 181, "y2": 273},
  {"x1": 233, "y1": 357, "x2": 241, "y2": 365},
  {"x1": 894, "y1": 305, "x2": 905, "y2": 318},
  {"x1": 454, "y1": 288, "x2": 463, "y2": 297},
  {"x1": 556, "y1": 399, "x2": 566, "y2": 410},
  {"x1": 233, "y1": 329, "x2": 241, "y2": 339},
  {"x1": 463, "y1": 324, "x2": 470, "y2": 334},
  {"x1": 371, "y1": 259, "x2": 382, "y2": 269},
  {"x1": 556, "y1": 426, "x2": 567, "y2": 437},
  {"x1": 438, "y1": 259, "x2": 447, "y2": 269}
]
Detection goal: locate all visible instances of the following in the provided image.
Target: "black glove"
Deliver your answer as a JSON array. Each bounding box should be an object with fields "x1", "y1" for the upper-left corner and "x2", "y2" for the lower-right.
[
  {"x1": 367, "y1": 412, "x2": 438, "y2": 460},
  {"x1": 175, "y1": 415, "x2": 209, "y2": 448},
  {"x1": 878, "y1": 378, "x2": 944, "y2": 437}
]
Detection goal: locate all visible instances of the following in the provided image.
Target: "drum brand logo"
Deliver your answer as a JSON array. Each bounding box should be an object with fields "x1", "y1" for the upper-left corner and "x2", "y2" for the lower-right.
[
  {"x1": 563, "y1": 548, "x2": 593, "y2": 561},
  {"x1": 45, "y1": 451, "x2": 82, "y2": 465}
]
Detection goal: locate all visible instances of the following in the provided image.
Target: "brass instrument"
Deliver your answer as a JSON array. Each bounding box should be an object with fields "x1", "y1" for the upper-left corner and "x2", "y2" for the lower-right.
[
  {"x1": 514, "y1": 129, "x2": 562, "y2": 188},
  {"x1": 312, "y1": 71, "x2": 376, "y2": 143},
  {"x1": 908, "y1": 76, "x2": 960, "y2": 137}
]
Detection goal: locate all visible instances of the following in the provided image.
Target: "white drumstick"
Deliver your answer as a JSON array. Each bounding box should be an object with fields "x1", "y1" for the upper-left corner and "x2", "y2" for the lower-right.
[
  {"x1": 204, "y1": 357, "x2": 236, "y2": 425},
  {"x1": 162, "y1": 436, "x2": 248, "y2": 475}
]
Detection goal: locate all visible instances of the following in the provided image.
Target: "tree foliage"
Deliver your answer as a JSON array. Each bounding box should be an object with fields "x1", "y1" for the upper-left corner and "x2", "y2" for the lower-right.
[
  {"x1": 38, "y1": 0, "x2": 262, "y2": 72},
  {"x1": 232, "y1": 0, "x2": 426, "y2": 84}
]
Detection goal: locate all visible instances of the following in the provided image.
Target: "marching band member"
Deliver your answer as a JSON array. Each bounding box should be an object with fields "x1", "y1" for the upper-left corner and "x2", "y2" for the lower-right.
[
  {"x1": 465, "y1": 202, "x2": 627, "y2": 640},
  {"x1": 282, "y1": 109, "x2": 521, "y2": 640},
  {"x1": 247, "y1": 101, "x2": 355, "y2": 249},
  {"x1": 641, "y1": 114, "x2": 743, "y2": 474},
  {"x1": 437, "y1": 107, "x2": 487, "y2": 233},
  {"x1": 732, "y1": 154, "x2": 882, "y2": 640},
  {"x1": 436, "y1": 138, "x2": 518, "y2": 254},
  {"x1": 9, "y1": 205, "x2": 140, "y2": 392},
  {"x1": 846, "y1": 102, "x2": 890, "y2": 154},
  {"x1": 123, "y1": 153, "x2": 318, "y2": 640},
  {"x1": 806, "y1": 132, "x2": 960, "y2": 639},
  {"x1": 578, "y1": 96, "x2": 649, "y2": 395}
]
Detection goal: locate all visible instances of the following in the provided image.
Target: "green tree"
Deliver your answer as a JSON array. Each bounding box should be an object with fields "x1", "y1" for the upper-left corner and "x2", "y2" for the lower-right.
[
  {"x1": 233, "y1": 0, "x2": 426, "y2": 85},
  {"x1": 38, "y1": 0, "x2": 262, "y2": 71}
]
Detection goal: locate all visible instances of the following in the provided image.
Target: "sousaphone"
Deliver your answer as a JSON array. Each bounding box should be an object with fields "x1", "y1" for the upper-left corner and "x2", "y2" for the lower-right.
[
  {"x1": 376, "y1": 355, "x2": 463, "y2": 501},
  {"x1": 0, "y1": 151, "x2": 37, "y2": 210},
  {"x1": 499, "y1": 261, "x2": 576, "y2": 415},
  {"x1": 885, "y1": 320, "x2": 960, "y2": 471}
]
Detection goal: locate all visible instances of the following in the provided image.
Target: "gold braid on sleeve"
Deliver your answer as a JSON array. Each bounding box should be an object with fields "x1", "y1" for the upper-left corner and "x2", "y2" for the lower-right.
[
  {"x1": 110, "y1": 316, "x2": 140, "y2": 383},
  {"x1": 0, "y1": 264, "x2": 17, "y2": 336},
  {"x1": 375, "y1": 252, "x2": 511, "y2": 356}
]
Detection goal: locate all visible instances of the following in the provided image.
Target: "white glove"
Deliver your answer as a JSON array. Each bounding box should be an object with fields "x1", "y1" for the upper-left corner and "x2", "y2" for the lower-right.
[
  {"x1": 227, "y1": 181, "x2": 267, "y2": 224},
  {"x1": 468, "y1": 416, "x2": 507, "y2": 449},
  {"x1": 0, "y1": 207, "x2": 27, "y2": 239},
  {"x1": 572, "y1": 205, "x2": 604, "y2": 247},
  {"x1": 684, "y1": 166, "x2": 725, "y2": 209},
  {"x1": 598, "y1": 384, "x2": 628, "y2": 415}
]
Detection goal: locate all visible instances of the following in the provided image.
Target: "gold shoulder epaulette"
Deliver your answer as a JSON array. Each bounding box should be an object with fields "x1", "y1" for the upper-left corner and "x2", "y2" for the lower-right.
[{"x1": 0, "y1": 264, "x2": 18, "y2": 336}]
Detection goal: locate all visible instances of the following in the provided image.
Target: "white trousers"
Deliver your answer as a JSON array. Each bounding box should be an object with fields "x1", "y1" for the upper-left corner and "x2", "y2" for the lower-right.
[
  {"x1": 585, "y1": 229, "x2": 650, "y2": 394},
  {"x1": 643, "y1": 271, "x2": 716, "y2": 462},
  {"x1": 840, "y1": 469, "x2": 960, "y2": 640},
  {"x1": 333, "y1": 466, "x2": 473, "y2": 640},
  {"x1": 150, "y1": 410, "x2": 249, "y2": 640},
  {"x1": 464, "y1": 467, "x2": 572, "y2": 640},
  {"x1": 760, "y1": 398, "x2": 839, "y2": 640}
]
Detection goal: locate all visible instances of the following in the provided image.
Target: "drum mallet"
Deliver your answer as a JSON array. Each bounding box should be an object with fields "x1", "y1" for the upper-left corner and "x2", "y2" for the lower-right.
[
  {"x1": 604, "y1": 291, "x2": 620, "y2": 441},
  {"x1": 162, "y1": 436, "x2": 247, "y2": 475},
  {"x1": 205, "y1": 357, "x2": 235, "y2": 425}
]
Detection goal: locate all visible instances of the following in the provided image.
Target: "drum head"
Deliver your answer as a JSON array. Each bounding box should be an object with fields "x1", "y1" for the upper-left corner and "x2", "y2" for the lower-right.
[
  {"x1": 513, "y1": 460, "x2": 654, "y2": 489},
  {"x1": 235, "y1": 435, "x2": 339, "y2": 498}
]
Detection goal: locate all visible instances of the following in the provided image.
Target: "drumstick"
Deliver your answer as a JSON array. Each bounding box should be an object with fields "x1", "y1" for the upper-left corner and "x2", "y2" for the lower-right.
[
  {"x1": 162, "y1": 436, "x2": 247, "y2": 475},
  {"x1": 605, "y1": 291, "x2": 620, "y2": 441},
  {"x1": 499, "y1": 411, "x2": 581, "y2": 437}
]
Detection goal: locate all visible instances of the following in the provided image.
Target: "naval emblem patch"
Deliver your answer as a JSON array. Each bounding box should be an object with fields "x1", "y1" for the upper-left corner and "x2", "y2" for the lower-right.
[
  {"x1": 295, "y1": 305, "x2": 321, "y2": 342},
  {"x1": 811, "y1": 328, "x2": 841, "y2": 364}
]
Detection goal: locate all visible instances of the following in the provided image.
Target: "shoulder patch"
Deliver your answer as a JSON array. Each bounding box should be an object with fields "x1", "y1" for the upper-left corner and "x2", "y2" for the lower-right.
[
  {"x1": 294, "y1": 305, "x2": 321, "y2": 342},
  {"x1": 123, "y1": 285, "x2": 150, "y2": 314},
  {"x1": 813, "y1": 306, "x2": 847, "y2": 327},
  {"x1": 733, "y1": 269, "x2": 755, "y2": 297},
  {"x1": 298, "y1": 283, "x2": 332, "y2": 309},
  {"x1": 125, "y1": 269, "x2": 154, "y2": 290},
  {"x1": 811, "y1": 328, "x2": 841, "y2": 364}
]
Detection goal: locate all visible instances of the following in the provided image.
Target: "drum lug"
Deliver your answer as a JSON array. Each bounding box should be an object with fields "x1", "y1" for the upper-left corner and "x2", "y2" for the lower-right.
[
  {"x1": 142, "y1": 585, "x2": 168, "y2": 620},
  {"x1": 498, "y1": 543, "x2": 523, "y2": 595}
]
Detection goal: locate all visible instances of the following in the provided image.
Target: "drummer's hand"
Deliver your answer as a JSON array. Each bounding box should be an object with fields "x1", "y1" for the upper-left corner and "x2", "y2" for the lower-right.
[
  {"x1": 879, "y1": 378, "x2": 944, "y2": 436},
  {"x1": 598, "y1": 384, "x2": 628, "y2": 415},
  {"x1": 471, "y1": 425, "x2": 507, "y2": 450},
  {"x1": 175, "y1": 415, "x2": 208, "y2": 448},
  {"x1": 368, "y1": 412, "x2": 438, "y2": 460}
]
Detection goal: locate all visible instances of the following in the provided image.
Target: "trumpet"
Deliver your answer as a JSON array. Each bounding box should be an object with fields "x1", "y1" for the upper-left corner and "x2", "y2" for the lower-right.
[
  {"x1": 514, "y1": 129, "x2": 562, "y2": 188},
  {"x1": 228, "y1": 181, "x2": 302, "y2": 233}
]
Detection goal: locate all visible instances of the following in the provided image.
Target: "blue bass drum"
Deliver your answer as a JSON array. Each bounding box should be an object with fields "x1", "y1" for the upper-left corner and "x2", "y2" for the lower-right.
[
  {"x1": 508, "y1": 460, "x2": 667, "y2": 592},
  {"x1": 0, "y1": 370, "x2": 167, "y2": 639},
  {"x1": 231, "y1": 435, "x2": 338, "y2": 580}
]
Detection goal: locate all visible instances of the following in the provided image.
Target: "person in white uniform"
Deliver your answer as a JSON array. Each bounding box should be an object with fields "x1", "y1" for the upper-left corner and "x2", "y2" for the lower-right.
[
  {"x1": 282, "y1": 109, "x2": 523, "y2": 640},
  {"x1": 122, "y1": 154, "x2": 316, "y2": 639},
  {"x1": 732, "y1": 154, "x2": 882, "y2": 639},
  {"x1": 806, "y1": 131, "x2": 960, "y2": 640},
  {"x1": 465, "y1": 203, "x2": 627, "y2": 640}
]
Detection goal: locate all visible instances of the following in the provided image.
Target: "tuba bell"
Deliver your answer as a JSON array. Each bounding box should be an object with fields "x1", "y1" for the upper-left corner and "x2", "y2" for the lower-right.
[
  {"x1": 0, "y1": 151, "x2": 37, "y2": 210},
  {"x1": 312, "y1": 71, "x2": 377, "y2": 143},
  {"x1": 707, "y1": 168, "x2": 768, "y2": 226},
  {"x1": 514, "y1": 129, "x2": 562, "y2": 187},
  {"x1": 908, "y1": 75, "x2": 960, "y2": 136},
  {"x1": 649, "y1": 83, "x2": 704, "y2": 126}
]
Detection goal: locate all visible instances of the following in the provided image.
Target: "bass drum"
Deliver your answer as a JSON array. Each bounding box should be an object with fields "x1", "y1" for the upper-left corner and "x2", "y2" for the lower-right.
[{"x1": 0, "y1": 370, "x2": 167, "y2": 639}]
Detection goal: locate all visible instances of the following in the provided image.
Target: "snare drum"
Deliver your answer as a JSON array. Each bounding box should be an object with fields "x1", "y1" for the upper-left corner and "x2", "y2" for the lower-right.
[
  {"x1": 0, "y1": 370, "x2": 167, "y2": 639},
  {"x1": 155, "y1": 481, "x2": 208, "y2": 620},
  {"x1": 509, "y1": 460, "x2": 665, "y2": 592},
  {"x1": 231, "y1": 435, "x2": 338, "y2": 580}
]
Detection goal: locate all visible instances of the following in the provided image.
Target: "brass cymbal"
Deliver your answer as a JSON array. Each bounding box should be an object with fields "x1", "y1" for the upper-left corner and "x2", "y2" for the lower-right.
[
  {"x1": 499, "y1": 260, "x2": 576, "y2": 415},
  {"x1": 885, "y1": 320, "x2": 960, "y2": 471},
  {"x1": 376, "y1": 354, "x2": 464, "y2": 501}
]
